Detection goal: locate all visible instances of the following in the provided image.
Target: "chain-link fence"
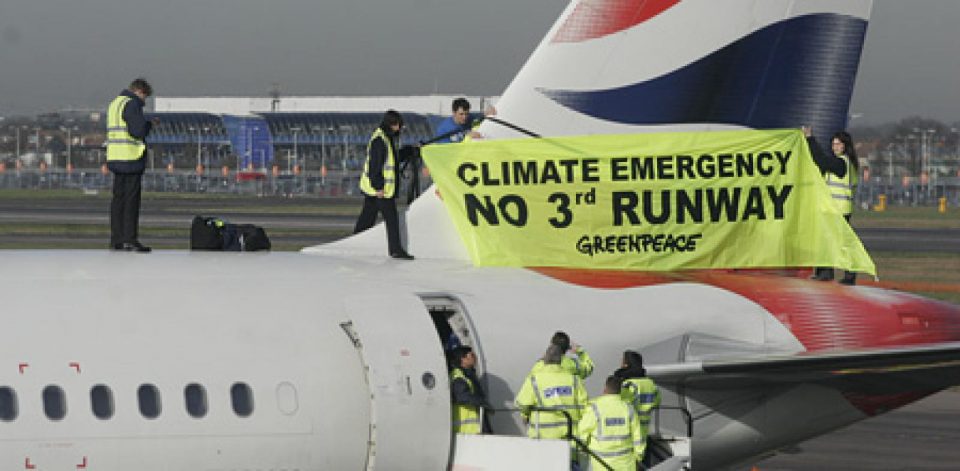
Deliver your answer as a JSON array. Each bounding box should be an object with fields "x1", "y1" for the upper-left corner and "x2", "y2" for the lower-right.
[{"x1": 858, "y1": 177, "x2": 960, "y2": 208}]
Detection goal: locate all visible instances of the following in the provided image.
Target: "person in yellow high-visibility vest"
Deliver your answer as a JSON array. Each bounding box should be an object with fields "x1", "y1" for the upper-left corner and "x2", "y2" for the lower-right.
[
  {"x1": 579, "y1": 376, "x2": 647, "y2": 471},
  {"x1": 615, "y1": 351, "x2": 660, "y2": 437},
  {"x1": 516, "y1": 344, "x2": 588, "y2": 439},
  {"x1": 106, "y1": 78, "x2": 156, "y2": 253},
  {"x1": 449, "y1": 346, "x2": 492, "y2": 434},
  {"x1": 805, "y1": 127, "x2": 860, "y2": 285},
  {"x1": 354, "y1": 110, "x2": 414, "y2": 260},
  {"x1": 516, "y1": 344, "x2": 588, "y2": 469}
]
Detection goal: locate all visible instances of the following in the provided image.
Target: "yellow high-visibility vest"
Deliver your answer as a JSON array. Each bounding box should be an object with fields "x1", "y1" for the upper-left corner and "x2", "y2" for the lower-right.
[
  {"x1": 515, "y1": 364, "x2": 587, "y2": 440},
  {"x1": 579, "y1": 394, "x2": 645, "y2": 471},
  {"x1": 450, "y1": 368, "x2": 481, "y2": 434},
  {"x1": 621, "y1": 377, "x2": 660, "y2": 433},
  {"x1": 825, "y1": 155, "x2": 856, "y2": 215},
  {"x1": 359, "y1": 128, "x2": 396, "y2": 198},
  {"x1": 106, "y1": 95, "x2": 145, "y2": 161}
]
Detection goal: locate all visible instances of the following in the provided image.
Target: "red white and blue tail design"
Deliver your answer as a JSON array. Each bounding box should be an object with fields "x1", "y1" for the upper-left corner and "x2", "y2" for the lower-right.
[
  {"x1": 480, "y1": 0, "x2": 872, "y2": 141},
  {"x1": 309, "y1": 0, "x2": 874, "y2": 260}
]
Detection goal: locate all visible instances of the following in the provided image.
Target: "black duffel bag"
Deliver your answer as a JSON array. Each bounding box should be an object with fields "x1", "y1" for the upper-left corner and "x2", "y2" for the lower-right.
[
  {"x1": 190, "y1": 215, "x2": 225, "y2": 250},
  {"x1": 223, "y1": 223, "x2": 272, "y2": 252}
]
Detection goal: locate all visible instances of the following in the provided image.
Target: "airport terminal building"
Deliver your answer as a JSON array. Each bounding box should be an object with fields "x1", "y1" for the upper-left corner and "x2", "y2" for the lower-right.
[
  {"x1": 0, "y1": 95, "x2": 492, "y2": 196},
  {"x1": 2, "y1": 95, "x2": 958, "y2": 207},
  {"x1": 149, "y1": 95, "x2": 493, "y2": 172}
]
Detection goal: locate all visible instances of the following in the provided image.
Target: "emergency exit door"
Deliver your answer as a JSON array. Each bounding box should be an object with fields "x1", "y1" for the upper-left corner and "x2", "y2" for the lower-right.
[{"x1": 342, "y1": 293, "x2": 452, "y2": 471}]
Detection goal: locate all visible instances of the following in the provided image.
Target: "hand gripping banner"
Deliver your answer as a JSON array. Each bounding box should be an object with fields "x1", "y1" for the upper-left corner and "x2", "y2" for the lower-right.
[{"x1": 422, "y1": 129, "x2": 876, "y2": 276}]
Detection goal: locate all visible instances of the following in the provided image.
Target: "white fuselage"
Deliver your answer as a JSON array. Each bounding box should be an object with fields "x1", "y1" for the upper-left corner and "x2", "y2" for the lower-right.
[{"x1": 0, "y1": 250, "x2": 874, "y2": 469}]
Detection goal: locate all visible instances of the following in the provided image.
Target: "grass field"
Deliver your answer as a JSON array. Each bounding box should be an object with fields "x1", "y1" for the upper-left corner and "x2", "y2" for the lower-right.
[
  {"x1": 863, "y1": 252, "x2": 960, "y2": 303},
  {"x1": 849, "y1": 207, "x2": 960, "y2": 303},
  {"x1": 854, "y1": 206, "x2": 960, "y2": 230}
]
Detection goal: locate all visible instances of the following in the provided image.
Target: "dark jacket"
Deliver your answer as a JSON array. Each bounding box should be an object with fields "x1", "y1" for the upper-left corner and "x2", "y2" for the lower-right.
[
  {"x1": 366, "y1": 126, "x2": 420, "y2": 196},
  {"x1": 451, "y1": 367, "x2": 490, "y2": 408},
  {"x1": 614, "y1": 365, "x2": 647, "y2": 380},
  {"x1": 806, "y1": 136, "x2": 847, "y2": 178},
  {"x1": 108, "y1": 89, "x2": 152, "y2": 175},
  {"x1": 451, "y1": 367, "x2": 493, "y2": 433}
]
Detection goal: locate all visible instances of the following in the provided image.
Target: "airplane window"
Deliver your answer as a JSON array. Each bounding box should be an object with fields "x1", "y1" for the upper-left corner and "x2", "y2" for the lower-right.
[
  {"x1": 421, "y1": 372, "x2": 436, "y2": 390},
  {"x1": 90, "y1": 385, "x2": 114, "y2": 420},
  {"x1": 185, "y1": 383, "x2": 207, "y2": 418},
  {"x1": 43, "y1": 385, "x2": 67, "y2": 421},
  {"x1": 138, "y1": 384, "x2": 162, "y2": 419},
  {"x1": 0, "y1": 387, "x2": 17, "y2": 421},
  {"x1": 230, "y1": 382, "x2": 254, "y2": 417}
]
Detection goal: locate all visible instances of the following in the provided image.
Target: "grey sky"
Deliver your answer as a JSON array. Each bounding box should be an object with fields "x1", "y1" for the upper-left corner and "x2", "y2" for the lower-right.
[{"x1": 0, "y1": 0, "x2": 956, "y2": 124}]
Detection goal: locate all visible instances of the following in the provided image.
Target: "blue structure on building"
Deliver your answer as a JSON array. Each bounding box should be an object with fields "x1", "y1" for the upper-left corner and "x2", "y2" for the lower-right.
[
  {"x1": 221, "y1": 115, "x2": 273, "y2": 169},
  {"x1": 145, "y1": 112, "x2": 435, "y2": 171}
]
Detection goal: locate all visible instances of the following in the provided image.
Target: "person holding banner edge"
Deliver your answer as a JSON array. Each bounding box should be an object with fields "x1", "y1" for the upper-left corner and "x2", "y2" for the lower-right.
[
  {"x1": 803, "y1": 126, "x2": 859, "y2": 285},
  {"x1": 434, "y1": 98, "x2": 475, "y2": 144}
]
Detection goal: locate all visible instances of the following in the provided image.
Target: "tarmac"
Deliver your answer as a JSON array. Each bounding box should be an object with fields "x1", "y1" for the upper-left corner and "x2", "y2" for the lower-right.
[{"x1": 750, "y1": 390, "x2": 960, "y2": 471}]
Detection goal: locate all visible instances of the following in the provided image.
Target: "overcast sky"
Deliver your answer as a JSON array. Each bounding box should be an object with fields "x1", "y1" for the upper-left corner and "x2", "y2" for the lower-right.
[{"x1": 1, "y1": 0, "x2": 957, "y2": 124}]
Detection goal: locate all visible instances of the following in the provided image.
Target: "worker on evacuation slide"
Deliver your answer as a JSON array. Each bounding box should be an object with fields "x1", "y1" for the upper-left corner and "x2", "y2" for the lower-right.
[
  {"x1": 614, "y1": 350, "x2": 661, "y2": 440},
  {"x1": 354, "y1": 109, "x2": 417, "y2": 260},
  {"x1": 578, "y1": 375, "x2": 647, "y2": 471},
  {"x1": 106, "y1": 77, "x2": 157, "y2": 253},
  {"x1": 529, "y1": 331, "x2": 595, "y2": 380},
  {"x1": 804, "y1": 126, "x2": 860, "y2": 285},
  {"x1": 449, "y1": 345, "x2": 493, "y2": 434}
]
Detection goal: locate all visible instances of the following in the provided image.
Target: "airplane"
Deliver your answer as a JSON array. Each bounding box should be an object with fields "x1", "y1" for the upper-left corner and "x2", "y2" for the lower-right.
[{"x1": 4, "y1": 0, "x2": 960, "y2": 470}]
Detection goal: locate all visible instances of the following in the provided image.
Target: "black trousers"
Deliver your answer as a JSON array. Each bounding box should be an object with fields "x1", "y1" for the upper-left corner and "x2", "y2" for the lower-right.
[
  {"x1": 353, "y1": 195, "x2": 402, "y2": 255},
  {"x1": 110, "y1": 172, "x2": 143, "y2": 245}
]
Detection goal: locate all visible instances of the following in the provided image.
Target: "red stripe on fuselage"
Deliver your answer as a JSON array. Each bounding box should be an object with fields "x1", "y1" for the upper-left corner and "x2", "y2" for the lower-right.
[
  {"x1": 533, "y1": 266, "x2": 682, "y2": 288},
  {"x1": 531, "y1": 267, "x2": 960, "y2": 415},
  {"x1": 552, "y1": 0, "x2": 681, "y2": 43},
  {"x1": 533, "y1": 267, "x2": 960, "y2": 351}
]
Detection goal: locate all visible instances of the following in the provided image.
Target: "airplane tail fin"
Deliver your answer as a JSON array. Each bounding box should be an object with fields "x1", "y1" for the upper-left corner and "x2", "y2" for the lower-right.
[
  {"x1": 479, "y1": 0, "x2": 873, "y2": 141},
  {"x1": 305, "y1": 0, "x2": 874, "y2": 260}
]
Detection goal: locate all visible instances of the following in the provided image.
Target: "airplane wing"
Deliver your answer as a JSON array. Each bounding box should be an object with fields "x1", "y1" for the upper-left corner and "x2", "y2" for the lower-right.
[{"x1": 647, "y1": 341, "x2": 960, "y2": 393}]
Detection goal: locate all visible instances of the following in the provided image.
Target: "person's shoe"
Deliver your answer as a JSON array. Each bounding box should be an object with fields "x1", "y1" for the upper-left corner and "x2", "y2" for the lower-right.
[
  {"x1": 810, "y1": 271, "x2": 833, "y2": 281},
  {"x1": 390, "y1": 251, "x2": 414, "y2": 260},
  {"x1": 110, "y1": 243, "x2": 124, "y2": 251},
  {"x1": 121, "y1": 242, "x2": 152, "y2": 253},
  {"x1": 838, "y1": 278, "x2": 856, "y2": 286}
]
